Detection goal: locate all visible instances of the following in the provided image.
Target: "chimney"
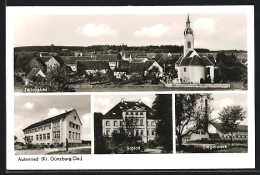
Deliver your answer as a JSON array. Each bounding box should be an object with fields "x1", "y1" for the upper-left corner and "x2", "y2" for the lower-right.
[
  {"x1": 138, "y1": 99, "x2": 141, "y2": 103},
  {"x1": 121, "y1": 98, "x2": 124, "y2": 103}
]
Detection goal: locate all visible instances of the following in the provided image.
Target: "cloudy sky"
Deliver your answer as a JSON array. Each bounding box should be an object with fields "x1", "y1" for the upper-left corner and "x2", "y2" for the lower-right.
[
  {"x1": 14, "y1": 13, "x2": 247, "y2": 50},
  {"x1": 94, "y1": 94, "x2": 157, "y2": 115},
  {"x1": 14, "y1": 95, "x2": 91, "y2": 142},
  {"x1": 210, "y1": 93, "x2": 248, "y2": 125}
]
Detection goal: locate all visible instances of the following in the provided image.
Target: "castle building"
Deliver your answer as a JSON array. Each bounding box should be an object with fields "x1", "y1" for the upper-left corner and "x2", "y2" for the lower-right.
[
  {"x1": 102, "y1": 99, "x2": 158, "y2": 143},
  {"x1": 175, "y1": 15, "x2": 215, "y2": 84},
  {"x1": 23, "y1": 109, "x2": 82, "y2": 147}
]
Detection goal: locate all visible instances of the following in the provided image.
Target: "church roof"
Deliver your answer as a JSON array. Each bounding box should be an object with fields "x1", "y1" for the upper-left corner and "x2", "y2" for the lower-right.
[
  {"x1": 176, "y1": 51, "x2": 214, "y2": 66},
  {"x1": 103, "y1": 100, "x2": 156, "y2": 119}
]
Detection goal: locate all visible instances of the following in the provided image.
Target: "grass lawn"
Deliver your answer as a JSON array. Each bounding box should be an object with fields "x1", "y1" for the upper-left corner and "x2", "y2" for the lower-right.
[{"x1": 46, "y1": 148, "x2": 91, "y2": 155}]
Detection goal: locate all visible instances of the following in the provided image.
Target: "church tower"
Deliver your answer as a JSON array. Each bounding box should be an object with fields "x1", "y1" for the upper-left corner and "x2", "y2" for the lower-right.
[{"x1": 184, "y1": 14, "x2": 194, "y2": 56}]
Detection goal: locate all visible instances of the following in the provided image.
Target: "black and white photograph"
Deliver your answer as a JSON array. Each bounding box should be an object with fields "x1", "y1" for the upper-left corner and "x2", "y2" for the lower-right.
[
  {"x1": 175, "y1": 93, "x2": 248, "y2": 153},
  {"x1": 6, "y1": 5, "x2": 255, "y2": 170},
  {"x1": 94, "y1": 94, "x2": 173, "y2": 154},
  {"x1": 13, "y1": 13, "x2": 248, "y2": 93},
  {"x1": 14, "y1": 95, "x2": 91, "y2": 155}
]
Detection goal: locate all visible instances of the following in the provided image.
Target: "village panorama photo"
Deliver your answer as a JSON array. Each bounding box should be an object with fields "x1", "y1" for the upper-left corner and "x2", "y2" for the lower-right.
[{"x1": 13, "y1": 12, "x2": 248, "y2": 92}]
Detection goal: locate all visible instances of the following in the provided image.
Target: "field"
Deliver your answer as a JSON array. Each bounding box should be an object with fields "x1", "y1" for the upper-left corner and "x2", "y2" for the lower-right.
[{"x1": 14, "y1": 81, "x2": 246, "y2": 93}]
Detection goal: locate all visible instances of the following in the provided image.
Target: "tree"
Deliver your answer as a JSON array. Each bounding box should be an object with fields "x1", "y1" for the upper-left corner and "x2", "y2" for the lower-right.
[
  {"x1": 145, "y1": 66, "x2": 160, "y2": 83},
  {"x1": 175, "y1": 94, "x2": 213, "y2": 146},
  {"x1": 152, "y1": 94, "x2": 173, "y2": 152},
  {"x1": 14, "y1": 136, "x2": 18, "y2": 143},
  {"x1": 94, "y1": 113, "x2": 111, "y2": 154},
  {"x1": 24, "y1": 136, "x2": 33, "y2": 149},
  {"x1": 218, "y1": 105, "x2": 246, "y2": 147},
  {"x1": 216, "y1": 52, "x2": 247, "y2": 82}
]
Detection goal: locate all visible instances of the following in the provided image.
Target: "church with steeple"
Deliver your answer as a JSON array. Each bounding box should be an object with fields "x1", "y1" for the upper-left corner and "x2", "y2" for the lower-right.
[{"x1": 175, "y1": 15, "x2": 215, "y2": 84}]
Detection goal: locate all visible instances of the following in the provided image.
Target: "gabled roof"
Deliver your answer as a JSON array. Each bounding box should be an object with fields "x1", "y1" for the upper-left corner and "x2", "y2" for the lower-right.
[
  {"x1": 212, "y1": 123, "x2": 248, "y2": 133},
  {"x1": 61, "y1": 56, "x2": 94, "y2": 64},
  {"x1": 76, "y1": 60, "x2": 110, "y2": 76},
  {"x1": 40, "y1": 56, "x2": 53, "y2": 63},
  {"x1": 144, "y1": 60, "x2": 156, "y2": 70},
  {"x1": 96, "y1": 54, "x2": 118, "y2": 62},
  {"x1": 23, "y1": 109, "x2": 75, "y2": 131},
  {"x1": 39, "y1": 52, "x2": 50, "y2": 57},
  {"x1": 40, "y1": 56, "x2": 64, "y2": 66},
  {"x1": 183, "y1": 125, "x2": 197, "y2": 135},
  {"x1": 34, "y1": 57, "x2": 47, "y2": 67},
  {"x1": 131, "y1": 57, "x2": 147, "y2": 63},
  {"x1": 114, "y1": 61, "x2": 129, "y2": 72},
  {"x1": 103, "y1": 101, "x2": 155, "y2": 119},
  {"x1": 26, "y1": 68, "x2": 44, "y2": 79},
  {"x1": 128, "y1": 62, "x2": 144, "y2": 74},
  {"x1": 53, "y1": 57, "x2": 64, "y2": 66}
]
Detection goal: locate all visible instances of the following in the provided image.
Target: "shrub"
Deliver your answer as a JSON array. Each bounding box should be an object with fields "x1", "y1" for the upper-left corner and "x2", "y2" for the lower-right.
[
  {"x1": 147, "y1": 140, "x2": 158, "y2": 148},
  {"x1": 200, "y1": 78, "x2": 205, "y2": 84}
]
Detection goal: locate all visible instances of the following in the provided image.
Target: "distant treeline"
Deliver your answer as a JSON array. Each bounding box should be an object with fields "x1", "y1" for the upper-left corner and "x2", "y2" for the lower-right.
[{"x1": 14, "y1": 45, "x2": 213, "y2": 53}]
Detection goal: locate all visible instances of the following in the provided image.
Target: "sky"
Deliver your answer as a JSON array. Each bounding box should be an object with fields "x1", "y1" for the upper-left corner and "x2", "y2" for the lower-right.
[
  {"x1": 14, "y1": 13, "x2": 247, "y2": 50},
  {"x1": 209, "y1": 93, "x2": 248, "y2": 125},
  {"x1": 94, "y1": 94, "x2": 157, "y2": 115},
  {"x1": 14, "y1": 95, "x2": 91, "y2": 142}
]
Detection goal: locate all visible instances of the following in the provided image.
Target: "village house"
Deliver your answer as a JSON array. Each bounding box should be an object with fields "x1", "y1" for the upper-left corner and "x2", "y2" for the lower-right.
[
  {"x1": 76, "y1": 60, "x2": 110, "y2": 76},
  {"x1": 25, "y1": 57, "x2": 47, "y2": 74},
  {"x1": 144, "y1": 60, "x2": 163, "y2": 77},
  {"x1": 96, "y1": 54, "x2": 118, "y2": 70},
  {"x1": 175, "y1": 15, "x2": 215, "y2": 84},
  {"x1": 102, "y1": 99, "x2": 158, "y2": 143},
  {"x1": 25, "y1": 68, "x2": 46, "y2": 86},
  {"x1": 23, "y1": 109, "x2": 82, "y2": 147},
  {"x1": 60, "y1": 56, "x2": 94, "y2": 72},
  {"x1": 40, "y1": 56, "x2": 64, "y2": 73},
  {"x1": 113, "y1": 60, "x2": 129, "y2": 79}
]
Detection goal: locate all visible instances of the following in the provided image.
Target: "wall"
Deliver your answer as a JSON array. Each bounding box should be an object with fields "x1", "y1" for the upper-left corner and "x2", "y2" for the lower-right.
[
  {"x1": 64, "y1": 110, "x2": 82, "y2": 146},
  {"x1": 45, "y1": 57, "x2": 60, "y2": 72},
  {"x1": 184, "y1": 34, "x2": 194, "y2": 56}
]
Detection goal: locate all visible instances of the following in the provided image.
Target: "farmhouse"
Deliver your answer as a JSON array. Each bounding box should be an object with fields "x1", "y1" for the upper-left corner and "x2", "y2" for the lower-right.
[
  {"x1": 102, "y1": 99, "x2": 158, "y2": 142},
  {"x1": 23, "y1": 109, "x2": 82, "y2": 147},
  {"x1": 76, "y1": 60, "x2": 110, "y2": 76},
  {"x1": 182, "y1": 123, "x2": 248, "y2": 142},
  {"x1": 25, "y1": 68, "x2": 46, "y2": 85},
  {"x1": 144, "y1": 60, "x2": 163, "y2": 77}
]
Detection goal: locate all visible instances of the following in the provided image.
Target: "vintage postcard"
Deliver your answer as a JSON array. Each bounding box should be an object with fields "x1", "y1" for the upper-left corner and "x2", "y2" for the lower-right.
[{"x1": 6, "y1": 5, "x2": 255, "y2": 170}]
